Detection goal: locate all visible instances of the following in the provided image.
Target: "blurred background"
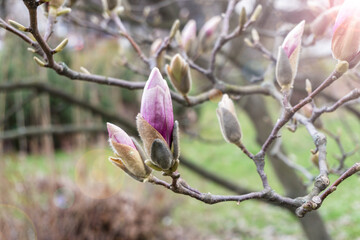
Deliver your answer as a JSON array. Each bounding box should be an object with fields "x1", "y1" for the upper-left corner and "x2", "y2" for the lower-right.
[{"x1": 0, "y1": 0, "x2": 360, "y2": 239}]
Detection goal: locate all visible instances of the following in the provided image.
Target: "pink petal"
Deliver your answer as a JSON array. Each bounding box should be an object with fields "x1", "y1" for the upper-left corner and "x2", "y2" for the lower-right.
[
  {"x1": 282, "y1": 21, "x2": 305, "y2": 58},
  {"x1": 107, "y1": 122, "x2": 136, "y2": 149},
  {"x1": 140, "y1": 68, "x2": 174, "y2": 146}
]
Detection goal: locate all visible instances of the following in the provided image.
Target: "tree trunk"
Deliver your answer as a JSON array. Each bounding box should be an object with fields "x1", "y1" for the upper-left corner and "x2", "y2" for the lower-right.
[{"x1": 242, "y1": 95, "x2": 331, "y2": 240}]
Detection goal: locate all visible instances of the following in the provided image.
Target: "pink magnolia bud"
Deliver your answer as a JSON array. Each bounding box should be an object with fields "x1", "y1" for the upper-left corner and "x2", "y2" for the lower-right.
[
  {"x1": 199, "y1": 16, "x2": 221, "y2": 51},
  {"x1": 331, "y1": 0, "x2": 360, "y2": 68},
  {"x1": 200, "y1": 16, "x2": 221, "y2": 38},
  {"x1": 181, "y1": 19, "x2": 197, "y2": 54},
  {"x1": 107, "y1": 122, "x2": 136, "y2": 149},
  {"x1": 140, "y1": 68, "x2": 174, "y2": 146},
  {"x1": 107, "y1": 123, "x2": 151, "y2": 181},
  {"x1": 276, "y1": 21, "x2": 305, "y2": 90},
  {"x1": 310, "y1": 7, "x2": 340, "y2": 38},
  {"x1": 282, "y1": 20, "x2": 305, "y2": 61}
]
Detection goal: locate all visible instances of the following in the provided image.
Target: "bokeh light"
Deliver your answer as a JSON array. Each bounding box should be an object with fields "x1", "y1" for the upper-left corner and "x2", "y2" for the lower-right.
[
  {"x1": 0, "y1": 204, "x2": 37, "y2": 240},
  {"x1": 75, "y1": 149, "x2": 125, "y2": 199}
]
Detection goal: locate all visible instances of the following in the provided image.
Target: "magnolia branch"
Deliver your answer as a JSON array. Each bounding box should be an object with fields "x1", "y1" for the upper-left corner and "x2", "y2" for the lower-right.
[
  {"x1": 311, "y1": 88, "x2": 360, "y2": 122},
  {"x1": 260, "y1": 68, "x2": 345, "y2": 155},
  {"x1": 148, "y1": 174, "x2": 300, "y2": 209},
  {"x1": 296, "y1": 162, "x2": 360, "y2": 217}
]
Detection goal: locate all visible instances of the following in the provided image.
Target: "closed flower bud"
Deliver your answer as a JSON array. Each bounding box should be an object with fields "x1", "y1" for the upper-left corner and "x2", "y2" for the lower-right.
[
  {"x1": 169, "y1": 19, "x2": 180, "y2": 40},
  {"x1": 140, "y1": 68, "x2": 174, "y2": 146},
  {"x1": 107, "y1": 123, "x2": 151, "y2": 181},
  {"x1": 166, "y1": 54, "x2": 192, "y2": 96},
  {"x1": 332, "y1": 0, "x2": 360, "y2": 68},
  {"x1": 137, "y1": 68, "x2": 179, "y2": 171},
  {"x1": 199, "y1": 16, "x2": 221, "y2": 51},
  {"x1": 216, "y1": 94, "x2": 242, "y2": 144},
  {"x1": 150, "y1": 38, "x2": 164, "y2": 68},
  {"x1": 181, "y1": 19, "x2": 197, "y2": 55},
  {"x1": 310, "y1": 7, "x2": 340, "y2": 38},
  {"x1": 276, "y1": 20, "x2": 305, "y2": 90},
  {"x1": 276, "y1": 47, "x2": 293, "y2": 90}
]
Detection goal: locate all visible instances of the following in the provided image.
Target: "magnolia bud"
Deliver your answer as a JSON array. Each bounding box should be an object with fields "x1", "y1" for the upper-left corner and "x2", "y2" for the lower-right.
[
  {"x1": 310, "y1": 7, "x2": 340, "y2": 38},
  {"x1": 305, "y1": 79, "x2": 312, "y2": 95},
  {"x1": 107, "y1": 123, "x2": 151, "y2": 182},
  {"x1": 276, "y1": 47, "x2": 293, "y2": 90},
  {"x1": 331, "y1": 0, "x2": 360, "y2": 68},
  {"x1": 33, "y1": 57, "x2": 46, "y2": 67},
  {"x1": 54, "y1": 38, "x2": 68, "y2": 53},
  {"x1": 8, "y1": 20, "x2": 27, "y2": 32},
  {"x1": 181, "y1": 19, "x2": 197, "y2": 55},
  {"x1": 276, "y1": 21, "x2": 305, "y2": 90},
  {"x1": 27, "y1": 48, "x2": 36, "y2": 53},
  {"x1": 169, "y1": 19, "x2": 180, "y2": 40},
  {"x1": 244, "y1": 38, "x2": 254, "y2": 47},
  {"x1": 137, "y1": 68, "x2": 180, "y2": 172},
  {"x1": 239, "y1": 7, "x2": 247, "y2": 31},
  {"x1": 251, "y1": 29, "x2": 260, "y2": 43},
  {"x1": 199, "y1": 16, "x2": 221, "y2": 51},
  {"x1": 249, "y1": 4, "x2": 262, "y2": 22},
  {"x1": 166, "y1": 54, "x2": 192, "y2": 96},
  {"x1": 150, "y1": 38, "x2": 164, "y2": 68},
  {"x1": 216, "y1": 94, "x2": 242, "y2": 144},
  {"x1": 80, "y1": 66, "x2": 91, "y2": 75},
  {"x1": 335, "y1": 60, "x2": 349, "y2": 74}
]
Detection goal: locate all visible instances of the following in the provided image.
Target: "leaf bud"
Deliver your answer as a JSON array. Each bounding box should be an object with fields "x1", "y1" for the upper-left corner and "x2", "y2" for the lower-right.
[
  {"x1": 33, "y1": 57, "x2": 46, "y2": 67},
  {"x1": 251, "y1": 28, "x2": 260, "y2": 43},
  {"x1": 239, "y1": 7, "x2": 247, "y2": 31},
  {"x1": 54, "y1": 38, "x2": 68, "y2": 53},
  {"x1": 335, "y1": 60, "x2": 349, "y2": 74},
  {"x1": 169, "y1": 19, "x2": 180, "y2": 40},
  {"x1": 249, "y1": 4, "x2": 262, "y2": 22},
  {"x1": 56, "y1": 8, "x2": 72, "y2": 16},
  {"x1": 305, "y1": 79, "x2": 312, "y2": 95},
  {"x1": 8, "y1": 20, "x2": 27, "y2": 32}
]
